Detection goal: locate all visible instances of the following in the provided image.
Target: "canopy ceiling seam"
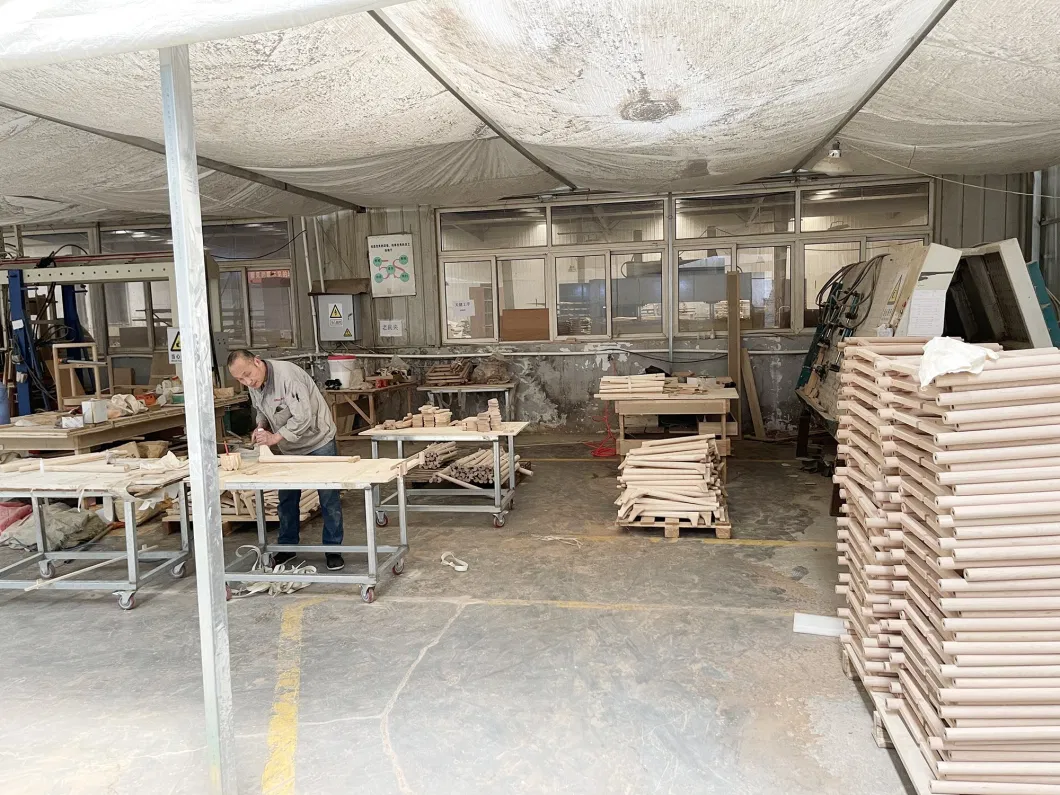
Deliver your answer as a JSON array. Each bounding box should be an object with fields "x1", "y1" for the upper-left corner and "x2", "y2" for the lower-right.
[
  {"x1": 368, "y1": 8, "x2": 579, "y2": 193},
  {"x1": 0, "y1": 100, "x2": 365, "y2": 212},
  {"x1": 790, "y1": 0, "x2": 961, "y2": 173}
]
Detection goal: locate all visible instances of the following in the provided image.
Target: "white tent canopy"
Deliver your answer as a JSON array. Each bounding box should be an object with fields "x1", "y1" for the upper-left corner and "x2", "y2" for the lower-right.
[{"x1": 0, "y1": 0, "x2": 1057, "y2": 224}]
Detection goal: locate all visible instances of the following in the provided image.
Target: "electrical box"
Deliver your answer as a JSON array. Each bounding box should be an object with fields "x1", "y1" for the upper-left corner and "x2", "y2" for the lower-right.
[{"x1": 317, "y1": 294, "x2": 361, "y2": 341}]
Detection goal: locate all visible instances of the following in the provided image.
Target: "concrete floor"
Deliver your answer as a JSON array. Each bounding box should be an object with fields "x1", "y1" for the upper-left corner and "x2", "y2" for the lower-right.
[{"x1": 0, "y1": 438, "x2": 910, "y2": 795}]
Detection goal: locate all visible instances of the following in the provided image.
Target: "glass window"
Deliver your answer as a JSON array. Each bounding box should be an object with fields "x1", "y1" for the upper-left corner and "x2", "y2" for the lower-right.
[
  {"x1": 556, "y1": 255, "x2": 606, "y2": 336},
  {"x1": 676, "y1": 193, "x2": 795, "y2": 239},
  {"x1": 19, "y1": 231, "x2": 91, "y2": 260},
  {"x1": 443, "y1": 260, "x2": 494, "y2": 339},
  {"x1": 248, "y1": 269, "x2": 294, "y2": 348},
  {"x1": 737, "y1": 246, "x2": 790, "y2": 330},
  {"x1": 611, "y1": 252, "x2": 663, "y2": 337},
  {"x1": 203, "y1": 222, "x2": 292, "y2": 260},
  {"x1": 440, "y1": 208, "x2": 546, "y2": 252},
  {"x1": 552, "y1": 201, "x2": 664, "y2": 246},
  {"x1": 804, "y1": 241, "x2": 863, "y2": 328},
  {"x1": 105, "y1": 282, "x2": 150, "y2": 349},
  {"x1": 149, "y1": 281, "x2": 173, "y2": 350},
  {"x1": 498, "y1": 258, "x2": 548, "y2": 341},
  {"x1": 219, "y1": 271, "x2": 247, "y2": 344},
  {"x1": 100, "y1": 227, "x2": 171, "y2": 254},
  {"x1": 677, "y1": 248, "x2": 730, "y2": 334},
  {"x1": 866, "y1": 238, "x2": 927, "y2": 261},
  {"x1": 801, "y1": 182, "x2": 929, "y2": 232}
]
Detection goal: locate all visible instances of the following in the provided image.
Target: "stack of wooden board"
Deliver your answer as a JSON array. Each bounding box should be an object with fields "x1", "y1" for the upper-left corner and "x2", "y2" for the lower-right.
[
  {"x1": 597, "y1": 373, "x2": 665, "y2": 398},
  {"x1": 425, "y1": 361, "x2": 472, "y2": 386},
  {"x1": 375, "y1": 405, "x2": 453, "y2": 430},
  {"x1": 834, "y1": 337, "x2": 932, "y2": 695},
  {"x1": 872, "y1": 345, "x2": 1060, "y2": 793},
  {"x1": 615, "y1": 435, "x2": 728, "y2": 538}
]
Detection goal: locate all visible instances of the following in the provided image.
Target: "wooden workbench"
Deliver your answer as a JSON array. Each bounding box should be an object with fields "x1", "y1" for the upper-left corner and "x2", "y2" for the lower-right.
[
  {"x1": 324, "y1": 381, "x2": 416, "y2": 439},
  {"x1": 0, "y1": 394, "x2": 247, "y2": 454},
  {"x1": 418, "y1": 382, "x2": 516, "y2": 420},
  {"x1": 595, "y1": 389, "x2": 739, "y2": 456}
]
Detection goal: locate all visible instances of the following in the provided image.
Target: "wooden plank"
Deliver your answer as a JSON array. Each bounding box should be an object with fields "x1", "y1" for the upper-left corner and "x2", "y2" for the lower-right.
[
  {"x1": 615, "y1": 399, "x2": 729, "y2": 415},
  {"x1": 742, "y1": 347, "x2": 766, "y2": 441}
]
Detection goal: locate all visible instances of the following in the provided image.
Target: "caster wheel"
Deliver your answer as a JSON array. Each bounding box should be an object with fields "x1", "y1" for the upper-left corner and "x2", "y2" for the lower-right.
[
  {"x1": 493, "y1": 514, "x2": 506, "y2": 528},
  {"x1": 392, "y1": 559, "x2": 405, "y2": 575},
  {"x1": 118, "y1": 593, "x2": 136, "y2": 611},
  {"x1": 375, "y1": 512, "x2": 389, "y2": 528},
  {"x1": 38, "y1": 561, "x2": 55, "y2": 579},
  {"x1": 170, "y1": 562, "x2": 187, "y2": 579},
  {"x1": 361, "y1": 586, "x2": 376, "y2": 604}
]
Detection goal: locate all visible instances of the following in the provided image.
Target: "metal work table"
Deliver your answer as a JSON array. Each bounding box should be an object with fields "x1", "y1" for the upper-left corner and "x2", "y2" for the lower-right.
[
  {"x1": 0, "y1": 395, "x2": 248, "y2": 454},
  {"x1": 0, "y1": 473, "x2": 190, "y2": 610},
  {"x1": 362, "y1": 421, "x2": 529, "y2": 528},
  {"x1": 220, "y1": 456, "x2": 413, "y2": 603},
  {"x1": 417, "y1": 382, "x2": 516, "y2": 421},
  {"x1": 324, "y1": 381, "x2": 416, "y2": 439}
]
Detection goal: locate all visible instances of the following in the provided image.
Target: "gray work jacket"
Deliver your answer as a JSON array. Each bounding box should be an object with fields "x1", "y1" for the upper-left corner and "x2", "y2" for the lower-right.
[{"x1": 248, "y1": 360, "x2": 336, "y2": 455}]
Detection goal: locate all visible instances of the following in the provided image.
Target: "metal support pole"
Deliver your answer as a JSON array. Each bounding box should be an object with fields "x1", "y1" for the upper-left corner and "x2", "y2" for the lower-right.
[
  {"x1": 159, "y1": 45, "x2": 238, "y2": 795},
  {"x1": 8, "y1": 268, "x2": 34, "y2": 415},
  {"x1": 255, "y1": 490, "x2": 267, "y2": 553},
  {"x1": 507, "y1": 437, "x2": 516, "y2": 494},
  {"x1": 1033, "y1": 170, "x2": 1043, "y2": 267}
]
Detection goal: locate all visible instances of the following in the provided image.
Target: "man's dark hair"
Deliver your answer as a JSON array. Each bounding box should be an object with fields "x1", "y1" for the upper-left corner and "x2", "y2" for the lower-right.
[{"x1": 226, "y1": 349, "x2": 258, "y2": 368}]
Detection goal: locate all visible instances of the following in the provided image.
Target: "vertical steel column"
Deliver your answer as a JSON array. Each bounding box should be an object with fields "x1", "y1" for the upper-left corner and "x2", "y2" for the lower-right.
[
  {"x1": 492, "y1": 439, "x2": 502, "y2": 510},
  {"x1": 123, "y1": 500, "x2": 140, "y2": 586},
  {"x1": 159, "y1": 45, "x2": 238, "y2": 795}
]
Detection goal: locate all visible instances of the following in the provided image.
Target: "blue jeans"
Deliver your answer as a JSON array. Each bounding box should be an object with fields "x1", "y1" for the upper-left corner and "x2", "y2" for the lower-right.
[{"x1": 277, "y1": 439, "x2": 344, "y2": 546}]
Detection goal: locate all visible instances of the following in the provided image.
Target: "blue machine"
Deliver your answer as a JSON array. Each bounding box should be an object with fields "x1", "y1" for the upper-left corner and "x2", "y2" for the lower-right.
[{"x1": 6, "y1": 267, "x2": 87, "y2": 416}]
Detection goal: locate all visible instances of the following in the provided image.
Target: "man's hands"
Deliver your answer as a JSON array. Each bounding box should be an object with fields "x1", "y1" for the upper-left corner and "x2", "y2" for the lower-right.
[{"x1": 251, "y1": 428, "x2": 283, "y2": 447}]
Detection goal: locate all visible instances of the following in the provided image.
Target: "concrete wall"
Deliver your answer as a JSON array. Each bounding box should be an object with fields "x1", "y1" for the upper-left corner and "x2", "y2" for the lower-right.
[{"x1": 300, "y1": 175, "x2": 1030, "y2": 436}]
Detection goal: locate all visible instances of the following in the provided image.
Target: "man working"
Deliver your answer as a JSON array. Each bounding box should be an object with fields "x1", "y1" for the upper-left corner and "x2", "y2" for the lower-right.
[{"x1": 227, "y1": 349, "x2": 345, "y2": 571}]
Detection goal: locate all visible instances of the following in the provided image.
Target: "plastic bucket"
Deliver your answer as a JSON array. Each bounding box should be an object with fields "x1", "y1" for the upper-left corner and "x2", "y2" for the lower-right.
[{"x1": 327, "y1": 355, "x2": 358, "y2": 388}]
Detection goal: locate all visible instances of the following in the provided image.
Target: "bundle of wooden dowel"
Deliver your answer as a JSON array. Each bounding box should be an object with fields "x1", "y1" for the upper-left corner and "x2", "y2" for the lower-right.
[
  {"x1": 615, "y1": 435, "x2": 727, "y2": 533},
  {"x1": 835, "y1": 337, "x2": 933, "y2": 693},
  {"x1": 448, "y1": 449, "x2": 520, "y2": 484},
  {"x1": 838, "y1": 340, "x2": 1060, "y2": 793},
  {"x1": 425, "y1": 360, "x2": 472, "y2": 386},
  {"x1": 597, "y1": 373, "x2": 665, "y2": 398}
]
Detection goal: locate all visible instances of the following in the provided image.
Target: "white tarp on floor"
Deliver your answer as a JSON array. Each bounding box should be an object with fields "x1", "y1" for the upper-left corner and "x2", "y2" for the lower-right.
[{"x1": 0, "y1": 0, "x2": 1057, "y2": 223}]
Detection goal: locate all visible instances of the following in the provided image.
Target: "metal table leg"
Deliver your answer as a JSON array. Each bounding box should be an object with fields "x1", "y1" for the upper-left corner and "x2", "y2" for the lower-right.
[
  {"x1": 32, "y1": 496, "x2": 51, "y2": 579},
  {"x1": 508, "y1": 435, "x2": 517, "y2": 496},
  {"x1": 255, "y1": 490, "x2": 267, "y2": 562},
  {"x1": 371, "y1": 439, "x2": 385, "y2": 527},
  {"x1": 117, "y1": 500, "x2": 139, "y2": 610},
  {"x1": 362, "y1": 488, "x2": 379, "y2": 603},
  {"x1": 492, "y1": 439, "x2": 505, "y2": 527}
]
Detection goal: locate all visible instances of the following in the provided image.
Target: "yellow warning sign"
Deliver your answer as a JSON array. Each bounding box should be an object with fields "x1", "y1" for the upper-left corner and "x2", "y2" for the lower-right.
[
  {"x1": 329, "y1": 303, "x2": 342, "y2": 320},
  {"x1": 343, "y1": 328, "x2": 353, "y2": 338},
  {"x1": 166, "y1": 328, "x2": 182, "y2": 364}
]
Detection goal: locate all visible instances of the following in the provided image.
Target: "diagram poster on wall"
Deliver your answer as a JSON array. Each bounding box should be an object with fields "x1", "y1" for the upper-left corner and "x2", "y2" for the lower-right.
[{"x1": 368, "y1": 233, "x2": 416, "y2": 298}]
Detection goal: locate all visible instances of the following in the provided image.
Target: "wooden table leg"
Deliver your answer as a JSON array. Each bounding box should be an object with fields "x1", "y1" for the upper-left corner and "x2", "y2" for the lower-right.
[{"x1": 367, "y1": 394, "x2": 377, "y2": 429}]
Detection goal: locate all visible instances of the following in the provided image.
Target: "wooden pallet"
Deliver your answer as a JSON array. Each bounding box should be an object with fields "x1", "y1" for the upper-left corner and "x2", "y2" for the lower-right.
[{"x1": 618, "y1": 507, "x2": 731, "y2": 539}]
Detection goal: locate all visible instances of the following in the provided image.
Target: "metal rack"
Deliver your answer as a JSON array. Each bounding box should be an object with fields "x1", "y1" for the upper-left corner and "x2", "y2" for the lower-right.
[
  {"x1": 362, "y1": 421, "x2": 528, "y2": 528},
  {"x1": 0, "y1": 480, "x2": 190, "y2": 610},
  {"x1": 219, "y1": 457, "x2": 412, "y2": 603}
]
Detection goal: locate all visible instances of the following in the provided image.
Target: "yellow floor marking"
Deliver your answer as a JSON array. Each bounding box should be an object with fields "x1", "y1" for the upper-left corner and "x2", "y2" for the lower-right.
[
  {"x1": 537, "y1": 534, "x2": 828, "y2": 549},
  {"x1": 478, "y1": 596, "x2": 792, "y2": 617},
  {"x1": 261, "y1": 597, "x2": 326, "y2": 795}
]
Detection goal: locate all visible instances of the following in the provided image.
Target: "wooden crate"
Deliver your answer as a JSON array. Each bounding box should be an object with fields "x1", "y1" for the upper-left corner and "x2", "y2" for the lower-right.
[{"x1": 618, "y1": 506, "x2": 731, "y2": 539}]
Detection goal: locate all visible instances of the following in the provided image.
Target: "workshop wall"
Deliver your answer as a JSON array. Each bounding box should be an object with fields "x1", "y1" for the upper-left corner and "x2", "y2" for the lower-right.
[{"x1": 306, "y1": 174, "x2": 1030, "y2": 435}]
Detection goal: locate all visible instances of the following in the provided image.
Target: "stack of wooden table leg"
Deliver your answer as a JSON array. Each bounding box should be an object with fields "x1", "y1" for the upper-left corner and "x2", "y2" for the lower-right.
[
  {"x1": 874, "y1": 345, "x2": 1060, "y2": 794},
  {"x1": 835, "y1": 338, "x2": 931, "y2": 696},
  {"x1": 615, "y1": 434, "x2": 729, "y2": 538}
]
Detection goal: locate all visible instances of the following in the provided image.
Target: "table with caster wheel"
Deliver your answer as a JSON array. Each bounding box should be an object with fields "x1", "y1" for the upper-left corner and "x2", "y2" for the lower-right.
[
  {"x1": 0, "y1": 474, "x2": 191, "y2": 610},
  {"x1": 362, "y1": 422, "x2": 528, "y2": 527},
  {"x1": 220, "y1": 454, "x2": 415, "y2": 600}
]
